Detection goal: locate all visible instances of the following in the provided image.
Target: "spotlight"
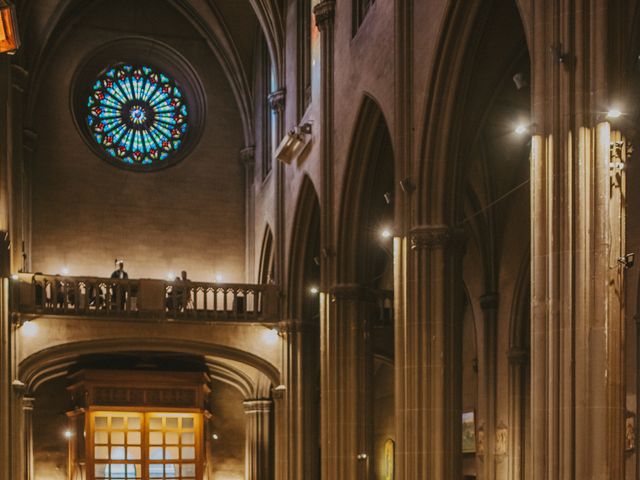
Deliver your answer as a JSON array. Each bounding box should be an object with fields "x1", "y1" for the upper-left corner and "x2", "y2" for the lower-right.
[
  {"x1": 64, "y1": 430, "x2": 73, "y2": 439},
  {"x1": 61, "y1": 267, "x2": 69, "y2": 275},
  {"x1": 10, "y1": 274, "x2": 18, "y2": 280},
  {"x1": 514, "y1": 124, "x2": 528, "y2": 135},
  {"x1": 21, "y1": 321, "x2": 38, "y2": 337},
  {"x1": 357, "y1": 453, "x2": 368, "y2": 460},
  {"x1": 381, "y1": 228, "x2": 392, "y2": 239},
  {"x1": 309, "y1": 286, "x2": 319, "y2": 295},
  {"x1": 607, "y1": 109, "x2": 622, "y2": 119},
  {"x1": 262, "y1": 328, "x2": 280, "y2": 345},
  {"x1": 618, "y1": 253, "x2": 635, "y2": 269},
  {"x1": 212, "y1": 433, "x2": 220, "y2": 440},
  {"x1": 166, "y1": 272, "x2": 175, "y2": 281}
]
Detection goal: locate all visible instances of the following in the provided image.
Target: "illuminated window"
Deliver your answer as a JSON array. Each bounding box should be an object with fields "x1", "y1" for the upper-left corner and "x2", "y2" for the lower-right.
[
  {"x1": 87, "y1": 65, "x2": 188, "y2": 168},
  {"x1": 90, "y1": 411, "x2": 201, "y2": 480}
]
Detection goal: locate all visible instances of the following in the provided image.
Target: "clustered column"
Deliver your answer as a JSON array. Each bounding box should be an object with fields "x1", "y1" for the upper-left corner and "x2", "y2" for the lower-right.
[
  {"x1": 395, "y1": 226, "x2": 464, "y2": 479},
  {"x1": 243, "y1": 399, "x2": 273, "y2": 480}
]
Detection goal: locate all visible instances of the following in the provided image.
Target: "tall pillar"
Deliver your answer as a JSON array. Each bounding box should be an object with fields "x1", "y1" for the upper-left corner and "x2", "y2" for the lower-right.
[
  {"x1": 395, "y1": 226, "x2": 464, "y2": 479},
  {"x1": 530, "y1": 1, "x2": 625, "y2": 478},
  {"x1": 0, "y1": 278, "x2": 11, "y2": 480},
  {"x1": 280, "y1": 319, "x2": 319, "y2": 480},
  {"x1": 21, "y1": 395, "x2": 34, "y2": 480},
  {"x1": 507, "y1": 347, "x2": 528, "y2": 480},
  {"x1": 321, "y1": 285, "x2": 373, "y2": 480},
  {"x1": 244, "y1": 399, "x2": 273, "y2": 480},
  {"x1": 479, "y1": 292, "x2": 498, "y2": 480}
]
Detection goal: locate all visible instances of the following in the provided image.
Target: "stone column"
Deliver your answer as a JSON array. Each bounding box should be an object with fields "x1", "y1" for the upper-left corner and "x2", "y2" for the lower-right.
[
  {"x1": 321, "y1": 285, "x2": 373, "y2": 480},
  {"x1": 395, "y1": 226, "x2": 464, "y2": 479},
  {"x1": 479, "y1": 292, "x2": 498, "y2": 480},
  {"x1": 244, "y1": 399, "x2": 273, "y2": 480},
  {"x1": 280, "y1": 319, "x2": 319, "y2": 480},
  {"x1": 530, "y1": 2, "x2": 625, "y2": 478},
  {"x1": 240, "y1": 147, "x2": 256, "y2": 282},
  {"x1": 21, "y1": 395, "x2": 34, "y2": 480},
  {"x1": 0, "y1": 277, "x2": 11, "y2": 480},
  {"x1": 507, "y1": 347, "x2": 528, "y2": 480}
]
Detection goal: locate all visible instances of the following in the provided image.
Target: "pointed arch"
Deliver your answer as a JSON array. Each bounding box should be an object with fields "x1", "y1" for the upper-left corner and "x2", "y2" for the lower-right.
[
  {"x1": 287, "y1": 175, "x2": 320, "y2": 320},
  {"x1": 337, "y1": 94, "x2": 394, "y2": 284},
  {"x1": 258, "y1": 224, "x2": 275, "y2": 284}
]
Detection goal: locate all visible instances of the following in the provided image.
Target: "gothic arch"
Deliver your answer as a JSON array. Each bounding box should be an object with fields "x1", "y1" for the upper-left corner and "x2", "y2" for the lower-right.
[
  {"x1": 19, "y1": 337, "x2": 280, "y2": 398},
  {"x1": 337, "y1": 94, "x2": 394, "y2": 284},
  {"x1": 258, "y1": 224, "x2": 275, "y2": 285},
  {"x1": 286, "y1": 175, "x2": 320, "y2": 320}
]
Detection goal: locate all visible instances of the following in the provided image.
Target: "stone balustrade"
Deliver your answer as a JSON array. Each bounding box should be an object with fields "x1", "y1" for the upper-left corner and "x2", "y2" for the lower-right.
[{"x1": 12, "y1": 273, "x2": 279, "y2": 322}]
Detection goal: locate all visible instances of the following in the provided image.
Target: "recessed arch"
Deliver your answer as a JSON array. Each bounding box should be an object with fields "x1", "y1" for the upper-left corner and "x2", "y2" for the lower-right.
[
  {"x1": 337, "y1": 94, "x2": 394, "y2": 285},
  {"x1": 287, "y1": 175, "x2": 320, "y2": 320},
  {"x1": 258, "y1": 224, "x2": 275, "y2": 285}
]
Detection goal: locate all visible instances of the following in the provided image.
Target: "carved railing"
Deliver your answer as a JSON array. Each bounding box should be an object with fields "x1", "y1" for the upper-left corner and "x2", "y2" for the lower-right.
[{"x1": 13, "y1": 273, "x2": 279, "y2": 322}]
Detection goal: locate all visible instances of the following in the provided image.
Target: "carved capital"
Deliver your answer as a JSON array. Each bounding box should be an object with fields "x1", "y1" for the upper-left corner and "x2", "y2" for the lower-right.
[
  {"x1": 410, "y1": 225, "x2": 465, "y2": 250},
  {"x1": 21, "y1": 395, "x2": 35, "y2": 411},
  {"x1": 507, "y1": 347, "x2": 529, "y2": 365},
  {"x1": 313, "y1": 0, "x2": 335, "y2": 31},
  {"x1": 479, "y1": 292, "x2": 499, "y2": 311},
  {"x1": 243, "y1": 399, "x2": 273, "y2": 414},
  {"x1": 268, "y1": 88, "x2": 286, "y2": 113}
]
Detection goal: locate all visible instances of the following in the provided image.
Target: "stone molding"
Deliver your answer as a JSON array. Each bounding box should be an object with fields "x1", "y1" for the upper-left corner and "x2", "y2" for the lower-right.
[
  {"x1": 21, "y1": 396, "x2": 35, "y2": 411},
  {"x1": 243, "y1": 399, "x2": 273, "y2": 414},
  {"x1": 268, "y1": 88, "x2": 286, "y2": 113},
  {"x1": 330, "y1": 284, "x2": 377, "y2": 303},
  {"x1": 410, "y1": 225, "x2": 465, "y2": 250},
  {"x1": 313, "y1": 0, "x2": 335, "y2": 31}
]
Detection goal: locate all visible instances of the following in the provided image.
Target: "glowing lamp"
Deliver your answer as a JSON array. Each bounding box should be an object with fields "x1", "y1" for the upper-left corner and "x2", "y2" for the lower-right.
[
  {"x1": 262, "y1": 328, "x2": 280, "y2": 346},
  {"x1": 514, "y1": 125, "x2": 527, "y2": 135},
  {"x1": 309, "y1": 286, "x2": 319, "y2": 295},
  {"x1": 381, "y1": 228, "x2": 392, "y2": 239},
  {"x1": 64, "y1": 430, "x2": 73, "y2": 439},
  {"x1": 0, "y1": 1, "x2": 20, "y2": 55},
  {"x1": 607, "y1": 109, "x2": 622, "y2": 119},
  {"x1": 21, "y1": 321, "x2": 38, "y2": 337}
]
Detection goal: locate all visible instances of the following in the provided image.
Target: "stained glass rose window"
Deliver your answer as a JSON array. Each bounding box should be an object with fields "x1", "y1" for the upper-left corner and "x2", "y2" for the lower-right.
[{"x1": 87, "y1": 65, "x2": 188, "y2": 167}]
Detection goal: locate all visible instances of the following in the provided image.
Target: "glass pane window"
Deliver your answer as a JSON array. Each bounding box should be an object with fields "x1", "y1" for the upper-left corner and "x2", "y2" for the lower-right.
[{"x1": 90, "y1": 411, "x2": 200, "y2": 480}]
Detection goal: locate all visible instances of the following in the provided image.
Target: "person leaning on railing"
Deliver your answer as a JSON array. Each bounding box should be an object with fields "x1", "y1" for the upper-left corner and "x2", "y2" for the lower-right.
[{"x1": 110, "y1": 259, "x2": 128, "y2": 310}]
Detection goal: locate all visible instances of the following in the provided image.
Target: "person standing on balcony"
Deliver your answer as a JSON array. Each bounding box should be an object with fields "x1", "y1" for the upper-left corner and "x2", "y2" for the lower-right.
[{"x1": 110, "y1": 259, "x2": 128, "y2": 310}]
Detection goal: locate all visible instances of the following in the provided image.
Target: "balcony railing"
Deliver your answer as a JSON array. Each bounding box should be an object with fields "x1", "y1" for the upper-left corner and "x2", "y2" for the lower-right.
[{"x1": 13, "y1": 273, "x2": 279, "y2": 323}]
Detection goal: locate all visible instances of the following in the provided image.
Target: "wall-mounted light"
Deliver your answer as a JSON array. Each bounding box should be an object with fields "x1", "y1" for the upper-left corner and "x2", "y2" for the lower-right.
[
  {"x1": 10, "y1": 273, "x2": 18, "y2": 280},
  {"x1": 21, "y1": 320, "x2": 38, "y2": 337},
  {"x1": 381, "y1": 228, "x2": 392, "y2": 239},
  {"x1": 212, "y1": 433, "x2": 220, "y2": 440},
  {"x1": 274, "y1": 123, "x2": 313, "y2": 164},
  {"x1": 309, "y1": 286, "x2": 319, "y2": 295},
  {"x1": 514, "y1": 124, "x2": 528, "y2": 135},
  {"x1": 262, "y1": 328, "x2": 280, "y2": 346},
  {"x1": 618, "y1": 253, "x2": 635, "y2": 269},
  {"x1": 356, "y1": 453, "x2": 368, "y2": 460},
  {"x1": 64, "y1": 430, "x2": 73, "y2": 439},
  {"x1": 0, "y1": 1, "x2": 20, "y2": 55},
  {"x1": 607, "y1": 108, "x2": 622, "y2": 119}
]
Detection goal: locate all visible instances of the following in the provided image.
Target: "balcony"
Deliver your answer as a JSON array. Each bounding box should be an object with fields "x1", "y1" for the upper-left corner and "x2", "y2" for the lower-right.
[{"x1": 12, "y1": 273, "x2": 279, "y2": 323}]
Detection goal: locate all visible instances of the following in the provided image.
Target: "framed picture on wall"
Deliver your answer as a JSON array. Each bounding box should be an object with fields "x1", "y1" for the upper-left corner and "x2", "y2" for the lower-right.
[{"x1": 462, "y1": 410, "x2": 476, "y2": 454}]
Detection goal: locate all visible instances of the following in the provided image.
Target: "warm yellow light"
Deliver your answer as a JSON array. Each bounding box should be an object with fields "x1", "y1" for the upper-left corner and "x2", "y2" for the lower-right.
[
  {"x1": 607, "y1": 109, "x2": 622, "y2": 119},
  {"x1": 0, "y1": 3, "x2": 20, "y2": 54},
  {"x1": 64, "y1": 430, "x2": 73, "y2": 439},
  {"x1": 381, "y1": 229, "x2": 392, "y2": 239},
  {"x1": 515, "y1": 124, "x2": 528, "y2": 135},
  {"x1": 309, "y1": 286, "x2": 319, "y2": 295},
  {"x1": 10, "y1": 274, "x2": 18, "y2": 280},
  {"x1": 21, "y1": 321, "x2": 38, "y2": 337},
  {"x1": 212, "y1": 433, "x2": 220, "y2": 440},
  {"x1": 262, "y1": 328, "x2": 279, "y2": 346}
]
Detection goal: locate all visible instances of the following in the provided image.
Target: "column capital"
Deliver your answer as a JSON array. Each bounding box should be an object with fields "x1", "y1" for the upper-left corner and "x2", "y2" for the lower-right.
[
  {"x1": 21, "y1": 396, "x2": 35, "y2": 411},
  {"x1": 240, "y1": 146, "x2": 256, "y2": 166},
  {"x1": 243, "y1": 399, "x2": 273, "y2": 414},
  {"x1": 313, "y1": 0, "x2": 335, "y2": 31},
  {"x1": 268, "y1": 88, "x2": 286, "y2": 113},
  {"x1": 410, "y1": 225, "x2": 465, "y2": 250}
]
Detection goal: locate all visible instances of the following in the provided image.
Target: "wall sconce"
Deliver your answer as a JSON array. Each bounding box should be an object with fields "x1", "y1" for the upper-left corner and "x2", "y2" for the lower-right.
[
  {"x1": 0, "y1": 1, "x2": 20, "y2": 54},
  {"x1": 274, "y1": 122, "x2": 313, "y2": 164},
  {"x1": 618, "y1": 253, "x2": 635, "y2": 269}
]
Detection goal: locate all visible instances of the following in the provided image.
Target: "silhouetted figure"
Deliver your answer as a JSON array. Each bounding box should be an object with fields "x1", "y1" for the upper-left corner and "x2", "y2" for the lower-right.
[{"x1": 110, "y1": 259, "x2": 128, "y2": 310}]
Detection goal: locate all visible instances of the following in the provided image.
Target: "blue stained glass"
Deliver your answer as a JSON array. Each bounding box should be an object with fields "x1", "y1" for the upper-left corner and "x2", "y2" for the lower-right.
[{"x1": 87, "y1": 64, "x2": 188, "y2": 167}]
